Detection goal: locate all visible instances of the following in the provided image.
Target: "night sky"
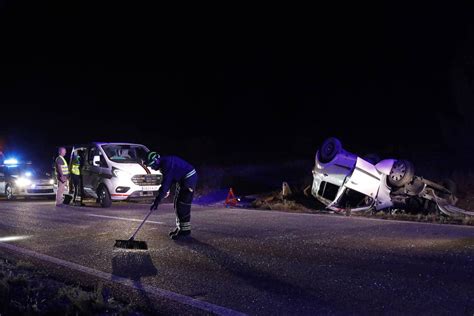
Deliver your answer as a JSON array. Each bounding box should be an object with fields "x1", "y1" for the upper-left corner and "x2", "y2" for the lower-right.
[{"x1": 1, "y1": 2, "x2": 473, "y2": 165}]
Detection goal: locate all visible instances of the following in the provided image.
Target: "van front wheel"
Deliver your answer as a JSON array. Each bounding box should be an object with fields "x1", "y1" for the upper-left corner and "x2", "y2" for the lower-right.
[{"x1": 97, "y1": 185, "x2": 112, "y2": 208}]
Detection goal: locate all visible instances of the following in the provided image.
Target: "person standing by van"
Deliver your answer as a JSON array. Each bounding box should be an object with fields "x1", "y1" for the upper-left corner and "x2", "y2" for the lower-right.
[
  {"x1": 70, "y1": 151, "x2": 85, "y2": 206},
  {"x1": 55, "y1": 147, "x2": 69, "y2": 206}
]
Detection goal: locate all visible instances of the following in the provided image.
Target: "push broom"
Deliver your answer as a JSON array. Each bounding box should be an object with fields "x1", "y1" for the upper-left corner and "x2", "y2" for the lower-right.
[{"x1": 114, "y1": 208, "x2": 155, "y2": 250}]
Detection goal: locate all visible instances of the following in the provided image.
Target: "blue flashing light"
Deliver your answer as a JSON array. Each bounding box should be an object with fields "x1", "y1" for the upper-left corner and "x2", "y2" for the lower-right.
[{"x1": 4, "y1": 158, "x2": 18, "y2": 165}]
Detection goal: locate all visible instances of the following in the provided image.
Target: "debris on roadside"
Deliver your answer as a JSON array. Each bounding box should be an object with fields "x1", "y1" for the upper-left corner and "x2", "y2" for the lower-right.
[
  {"x1": 253, "y1": 182, "x2": 323, "y2": 212},
  {"x1": 252, "y1": 192, "x2": 308, "y2": 211},
  {"x1": 281, "y1": 182, "x2": 293, "y2": 199}
]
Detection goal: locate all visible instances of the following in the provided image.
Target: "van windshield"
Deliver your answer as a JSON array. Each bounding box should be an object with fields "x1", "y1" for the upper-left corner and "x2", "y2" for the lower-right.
[{"x1": 102, "y1": 144, "x2": 149, "y2": 164}]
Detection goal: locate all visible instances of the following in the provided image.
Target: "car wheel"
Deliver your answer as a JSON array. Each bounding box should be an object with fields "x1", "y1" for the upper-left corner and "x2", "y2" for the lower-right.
[
  {"x1": 318, "y1": 137, "x2": 342, "y2": 163},
  {"x1": 5, "y1": 184, "x2": 14, "y2": 200},
  {"x1": 388, "y1": 159, "x2": 415, "y2": 187},
  {"x1": 97, "y1": 185, "x2": 112, "y2": 208}
]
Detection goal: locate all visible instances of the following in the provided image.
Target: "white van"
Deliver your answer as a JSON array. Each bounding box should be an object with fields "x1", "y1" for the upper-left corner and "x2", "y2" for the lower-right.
[{"x1": 70, "y1": 142, "x2": 162, "y2": 207}]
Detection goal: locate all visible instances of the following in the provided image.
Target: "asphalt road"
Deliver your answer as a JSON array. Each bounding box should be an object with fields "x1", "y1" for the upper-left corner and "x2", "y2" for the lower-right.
[{"x1": 0, "y1": 200, "x2": 473, "y2": 315}]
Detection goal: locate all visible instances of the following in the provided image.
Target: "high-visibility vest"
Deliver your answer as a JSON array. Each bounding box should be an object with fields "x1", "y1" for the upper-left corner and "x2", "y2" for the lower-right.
[
  {"x1": 56, "y1": 155, "x2": 69, "y2": 176},
  {"x1": 71, "y1": 157, "x2": 81, "y2": 175}
]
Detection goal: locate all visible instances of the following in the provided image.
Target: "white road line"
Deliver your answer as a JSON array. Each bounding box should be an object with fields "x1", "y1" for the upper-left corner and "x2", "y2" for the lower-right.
[
  {"x1": 0, "y1": 235, "x2": 32, "y2": 242},
  {"x1": 86, "y1": 214, "x2": 165, "y2": 225},
  {"x1": 0, "y1": 242, "x2": 246, "y2": 316}
]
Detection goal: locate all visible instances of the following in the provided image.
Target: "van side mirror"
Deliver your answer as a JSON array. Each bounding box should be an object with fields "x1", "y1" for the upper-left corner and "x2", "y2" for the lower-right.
[{"x1": 93, "y1": 155, "x2": 101, "y2": 167}]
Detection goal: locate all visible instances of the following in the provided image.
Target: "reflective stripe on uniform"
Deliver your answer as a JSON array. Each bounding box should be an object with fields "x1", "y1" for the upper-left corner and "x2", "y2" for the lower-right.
[
  {"x1": 184, "y1": 169, "x2": 196, "y2": 179},
  {"x1": 179, "y1": 222, "x2": 191, "y2": 231},
  {"x1": 71, "y1": 161, "x2": 80, "y2": 175},
  {"x1": 56, "y1": 156, "x2": 69, "y2": 175}
]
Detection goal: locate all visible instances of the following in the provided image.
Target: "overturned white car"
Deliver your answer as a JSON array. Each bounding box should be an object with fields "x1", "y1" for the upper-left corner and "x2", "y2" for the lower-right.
[{"x1": 311, "y1": 137, "x2": 473, "y2": 216}]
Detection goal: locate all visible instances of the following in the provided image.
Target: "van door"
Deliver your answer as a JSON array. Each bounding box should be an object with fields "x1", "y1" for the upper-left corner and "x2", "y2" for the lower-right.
[
  {"x1": 82, "y1": 147, "x2": 100, "y2": 198},
  {"x1": 82, "y1": 146, "x2": 109, "y2": 198}
]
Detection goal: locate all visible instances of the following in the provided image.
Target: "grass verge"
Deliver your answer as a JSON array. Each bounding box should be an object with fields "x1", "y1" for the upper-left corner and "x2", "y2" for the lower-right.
[{"x1": 0, "y1": 257, "x2": 144, "y2": 315}]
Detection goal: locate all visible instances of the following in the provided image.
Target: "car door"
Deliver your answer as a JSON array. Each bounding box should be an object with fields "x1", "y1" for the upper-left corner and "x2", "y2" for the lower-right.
[{"x1": 344, "y1": 157, "x2": 382, "y2": 198}]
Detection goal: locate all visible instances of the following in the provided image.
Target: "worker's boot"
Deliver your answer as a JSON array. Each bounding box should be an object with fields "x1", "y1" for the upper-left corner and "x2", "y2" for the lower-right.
[
  {"x1": 170, "y1": 229, "x2": 191, "y2": 240},
  {"x1": 168, "y1": 227, "x2": 180, "y2": 237}
]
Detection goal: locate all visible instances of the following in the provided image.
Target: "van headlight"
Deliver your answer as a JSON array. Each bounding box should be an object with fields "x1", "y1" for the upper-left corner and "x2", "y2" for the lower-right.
[
  {"x1": 113, "y1": 168, "x2": 129, "y2": 179},
  {"x1": 49, "y1": 179, "x2": 55, "y2": 185},
  {"x1": 16, "y1": 177, "x2": 32, "y2": 187}
]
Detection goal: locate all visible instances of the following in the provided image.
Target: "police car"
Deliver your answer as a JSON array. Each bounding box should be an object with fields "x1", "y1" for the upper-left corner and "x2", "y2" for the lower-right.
[{"x1": 0, "y1": 159, "x2": 56, "y2": 200}]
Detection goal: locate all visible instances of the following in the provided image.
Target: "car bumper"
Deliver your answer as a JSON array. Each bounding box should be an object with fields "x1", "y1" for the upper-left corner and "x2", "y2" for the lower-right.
[
  {"x1": 14, "y1": 185, "x2": 56, "y2": 196},
  {"x1": 111, "y1": 189, "x2": 159, "y2": 200},
  {"x1": 107, "y1": 179, "x2": 161, "y2": 201}
]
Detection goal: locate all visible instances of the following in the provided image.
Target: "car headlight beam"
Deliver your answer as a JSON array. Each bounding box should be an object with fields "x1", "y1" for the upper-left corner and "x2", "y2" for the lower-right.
[{"x1": 15, "y1": 177, "x2": 32, "y2": 187}]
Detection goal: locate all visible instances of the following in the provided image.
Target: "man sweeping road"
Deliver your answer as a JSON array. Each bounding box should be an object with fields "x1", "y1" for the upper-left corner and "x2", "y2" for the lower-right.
[{"x1": 147, "y1": 152, "x2": 197, "y2": 240}]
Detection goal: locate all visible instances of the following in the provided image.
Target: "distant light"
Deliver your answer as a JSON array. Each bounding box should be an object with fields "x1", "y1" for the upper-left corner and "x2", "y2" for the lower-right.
[
  {"x1": 0, "y1": 235, "x2": 32, "y2": 242},
  {"x1": 25, "y1": 171, "x2": 32, "y2": 177},
  {"x1": 49, "y1": 179, "x2": 55, "y2": 185},
  {"x1": 4, "y1": 158, "x2": 18, "y2": 165}
]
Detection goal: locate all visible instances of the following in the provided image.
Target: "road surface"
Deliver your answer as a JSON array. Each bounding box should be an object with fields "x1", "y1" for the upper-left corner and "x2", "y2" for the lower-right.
[{"x1": 0, "y1": 200, "x2": 473, "y2": 315}]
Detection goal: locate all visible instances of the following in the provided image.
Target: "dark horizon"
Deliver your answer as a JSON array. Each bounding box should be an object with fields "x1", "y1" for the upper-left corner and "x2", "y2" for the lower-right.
[{"x1": 1, "y1": 3, "x2": 474, "y2": 165}]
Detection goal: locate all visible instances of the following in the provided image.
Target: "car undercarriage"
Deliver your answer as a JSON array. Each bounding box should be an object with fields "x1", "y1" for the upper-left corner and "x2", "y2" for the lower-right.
[{"x1": 311, "y1": 138, "x2": 474, "y2": 217}]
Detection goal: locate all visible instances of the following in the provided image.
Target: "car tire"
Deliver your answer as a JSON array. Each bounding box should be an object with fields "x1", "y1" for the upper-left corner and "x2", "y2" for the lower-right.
[
  {"x1": 318, "y1": 137, "x2": 342, "y2": 163},
  {"x1": 5, "y1": 184, "x2": 14, "y2": 200},
  {"x1": 388, "y1": 159, "x2": 415, "y2": 187},
  {"x1": 97, "y1": 185, "x2": 112, "y2": 208}
]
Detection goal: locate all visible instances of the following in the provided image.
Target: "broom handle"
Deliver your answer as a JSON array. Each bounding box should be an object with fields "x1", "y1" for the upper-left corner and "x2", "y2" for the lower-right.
[{"x1": 130, "y1": 208, "x2": 154, "y2": 240}]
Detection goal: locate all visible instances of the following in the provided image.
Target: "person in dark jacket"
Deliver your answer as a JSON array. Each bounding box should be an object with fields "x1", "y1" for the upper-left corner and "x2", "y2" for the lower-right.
[
  {"x1": 70, "y1": 150, "x2": 85, "y2": 206},
  {"x1": 147, "y1": 152, "x2": 197, "y2": 240}
]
